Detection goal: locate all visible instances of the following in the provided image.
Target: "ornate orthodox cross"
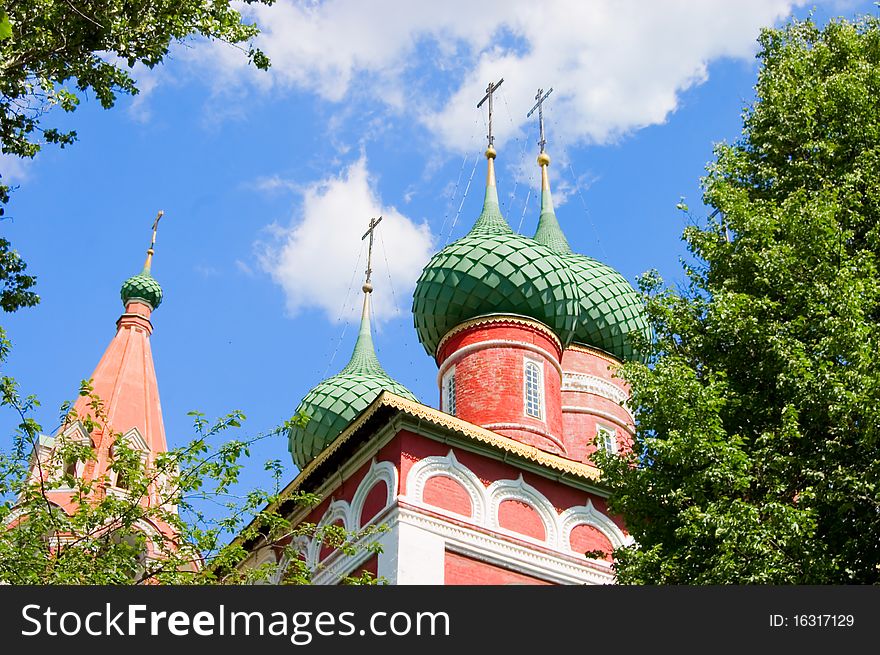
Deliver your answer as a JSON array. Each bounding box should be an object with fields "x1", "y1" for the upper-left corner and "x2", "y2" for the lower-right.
[
  {"x1": 477, "y1": 78, "x2": 505, "y2": 148},
  {"x1": 527, "y1": 87, "x2": 553, "y2": 153},
  {"x1": 361, "y1": 215, "x2": 383, "y2": 286}
]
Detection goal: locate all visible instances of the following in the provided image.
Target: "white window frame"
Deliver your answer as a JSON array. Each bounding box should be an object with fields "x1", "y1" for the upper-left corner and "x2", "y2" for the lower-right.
[
  {"x1": 441, "y1": 366, "x2": 456, "y2": 416},
  {"x1": 596, "y1": 423, "x2": 618, "y2": 454},
  {"x1": 523, "y1": 357, "x2": 544, "y2": 420}
]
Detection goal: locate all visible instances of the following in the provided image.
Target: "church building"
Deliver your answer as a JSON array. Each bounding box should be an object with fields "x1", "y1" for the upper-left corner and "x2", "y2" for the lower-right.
[{"x1": 236, "y1": 86, "x2": 651, "y2": 585}]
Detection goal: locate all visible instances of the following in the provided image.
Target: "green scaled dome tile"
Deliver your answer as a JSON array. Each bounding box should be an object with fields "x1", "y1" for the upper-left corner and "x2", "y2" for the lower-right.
[
  {"x1": 563, "y1": 252, "x2": 651, "y2": 363},
  {"x1": 120, "y1": 273, "x2": 163, "y2": 309},
  {"x1": 532, "y1": 169, "x2": 651, "y2": 363},
  {"x1": 412, "y1": 230, "x2": 582, "y2": 357},
  {"x1": 288, "y1": 371, "x2": 417, "y2": 469},
  {"x1": 288, "y1": 291, "x2": 417, "y2": 470}
]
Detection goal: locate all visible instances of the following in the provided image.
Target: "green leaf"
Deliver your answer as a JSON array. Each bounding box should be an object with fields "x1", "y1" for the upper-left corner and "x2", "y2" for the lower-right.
[{"x1": 0, "y1": 13, "x2": 11, "y2": 41}]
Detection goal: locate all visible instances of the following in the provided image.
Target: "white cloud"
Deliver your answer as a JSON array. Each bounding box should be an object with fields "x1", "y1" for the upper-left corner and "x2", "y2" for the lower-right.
[
  {"x1": 127, "y1": 63, "x2": 161, "y2": 123},
  {"x1": 223, "y1": 0, "x2": 806, "y2": 151},
  {"x1": 257, "y1": 156, "x2": 434, "y2": 322},
  {"x1": 1, "y1": 153, "x2": 32, "y2": 185}
]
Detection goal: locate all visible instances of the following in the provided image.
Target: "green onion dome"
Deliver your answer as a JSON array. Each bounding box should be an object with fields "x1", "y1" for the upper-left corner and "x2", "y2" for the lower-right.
[
  {"x1": 289, "y1": 287, "x2": 417, "y2": 469},
  {"x1": 533, "y1": 155, "x2": 650, "y2": 363},
  {"x1": 120, "y1": 271, "x2": 163, "y2": 309},
  {"x1": 412, "y1": 150, "x2": 583, "y2": 358}
]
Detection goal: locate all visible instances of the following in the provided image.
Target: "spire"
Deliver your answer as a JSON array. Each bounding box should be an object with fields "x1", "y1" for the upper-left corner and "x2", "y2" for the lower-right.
[
  {"x1": 473, "y1": 78, "x2": 512, "y2": 235},
  {"x1": 528, "y1": 88, "x2": 573, "y2": 254},
  {"x1": 341, "y1": 217, "x2": 387, "y2": 376},
  {"x1": 63, "y1": 222, "x2": 169, "y2": 460},
  {"x1": 340, "y1": 284, "x2": 386, "y2": 376}
]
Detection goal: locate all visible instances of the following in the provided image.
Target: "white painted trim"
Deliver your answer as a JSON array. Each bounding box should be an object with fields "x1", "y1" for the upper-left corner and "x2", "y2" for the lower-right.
[
  {"x1": 562, "y1": 406, "x2": 635, "y2": 435},
  {"x1": 479, "y1": 423, "x2": 566, "y2": 453},
  {"x1": 308, "y1": 499, "x2": 351, "y2": 568},
  {"x1": 404, "y1": 450, "x2": 487, "y2": 524},
  {"x1": 350, "y1": 458, "x2": 397, "y2": 529},
  {"x1": 487, "y1": 475, "x2": 558, "y2": 546},
  {"x1": 120, "y1": 426, "x2": 149, "y2": 453},
  {"x1": 309, "y1": 505, "x2": 615, "y2": 586},
  {"x1": 437, "y1": 339, "x2": 563, "y2": 383},
  {"x1": 559, "y1": 499, "x2": 632, "y2": 553},
  {"x1": 401, "y1": 506, "x2": 613, "y2": 585},
  {"x1": 562, "y1": 371, "x2": 632, "y2": 414}
]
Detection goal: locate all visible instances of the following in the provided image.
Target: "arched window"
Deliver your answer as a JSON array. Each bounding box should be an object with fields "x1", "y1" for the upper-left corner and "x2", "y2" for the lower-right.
[
  {"x1": 597, "y1": 424, "x2": 618, "y2": 454},
  {"x1": 63, "y1": 457, "x2": 78, "y2": 479},
  {"x1": 524, "y1": 359, "x2": 543, "y2": 419},
  {"x1": 442, "y1": 367, "x2": 456, "y2": 416},
  {"x1": 110, "y1": 444, "x2": 143, "y2": 491}
]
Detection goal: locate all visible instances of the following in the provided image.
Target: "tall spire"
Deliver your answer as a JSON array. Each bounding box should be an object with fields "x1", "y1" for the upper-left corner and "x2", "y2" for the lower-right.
[
  {"x1": 528, "y1": 87, "x2": 573, "y2": 254},
  {"x1": 473, "y1": 78, "x2": 511, "y2": 235},
  {"x1": 341, "y1": 217, "x2": 386, "y2": 376}
]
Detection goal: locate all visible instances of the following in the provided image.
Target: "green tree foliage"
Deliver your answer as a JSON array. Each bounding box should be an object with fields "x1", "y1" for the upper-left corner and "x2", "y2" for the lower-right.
[
  {"x1": 0, "y1": 364, "x2": 384, "y2": 584},
  {"x1": 0, "y1": 1, "x2": 270, "y2": 160},
  {"x1": 0, "y1": 1, "x2": 274, "y2": 307},
  {"x1": 598, "y1": 15, "x2": 880, "y2": 583}
]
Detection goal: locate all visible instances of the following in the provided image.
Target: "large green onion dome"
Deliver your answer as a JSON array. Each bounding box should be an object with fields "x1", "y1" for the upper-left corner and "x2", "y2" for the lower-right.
[
  {"x1": 532, "y1": 152, "x2": 650, "y2": 363},
  {"x1": 412, "y1": 148, "x2": 583, "y2": 357},
  {"x1": 289, "y1": 286, "x2": 417, "y2": 469}
]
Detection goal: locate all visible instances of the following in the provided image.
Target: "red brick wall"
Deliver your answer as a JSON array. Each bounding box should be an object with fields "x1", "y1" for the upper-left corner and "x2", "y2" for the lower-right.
[
  {"x1": 437, "y1": 319, "x2": 565, "y2": 455},
  {"x1": 423, "y1": 475, "x2": 473, "y2": 517},
  {"x1": 569, "y1": 524, "x2": 614, "y2": 562},
  {"x1": 444, "y1": 551, "x2": 553, "y2": 585},
  {"x1": 359, "y1": 479, "x2": 388, "y2": 526},
  {"x1": 497, "y1": 499, "x2": 545, "y2": 540},
  {"x1": 560, "y1": 347, "x2": 633, "y2": 465}
]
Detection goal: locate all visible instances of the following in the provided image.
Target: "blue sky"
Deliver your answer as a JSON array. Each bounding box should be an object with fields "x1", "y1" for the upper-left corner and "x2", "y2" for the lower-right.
[{"x1": 2, "y1": 1, "x2": 876, "y2": 507}]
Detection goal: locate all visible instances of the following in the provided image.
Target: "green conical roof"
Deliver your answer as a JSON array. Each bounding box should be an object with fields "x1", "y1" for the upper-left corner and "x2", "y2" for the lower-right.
[
  {"x1": 412, "y1": 154, "x2": 582, "y2": 357},
  {"x1": 120, "y1": 270, "x2": 163, "y2": 309},
  {"x1": 288, "y1": 290, "x2": 417, "y2": 469},
  {"x1": 533, "y1": 161, "x2": 650, "y2": 363}
]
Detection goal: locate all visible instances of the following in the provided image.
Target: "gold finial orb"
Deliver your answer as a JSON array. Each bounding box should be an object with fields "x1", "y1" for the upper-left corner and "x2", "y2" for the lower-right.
[
  {"x1": 485, "y1": 145, "x2": 497, "y2": 159},
  {"x1": 363, "y1": 282, "x2": 373, "y2": 293},
  {"x1": 537, "y1": 152, "x2": 551, "y2": 167}
]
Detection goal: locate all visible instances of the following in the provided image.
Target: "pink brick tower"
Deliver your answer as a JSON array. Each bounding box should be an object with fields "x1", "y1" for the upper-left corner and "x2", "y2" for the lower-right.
[{"x1": 27, "y1": 213, "x2": 179, "y2": 549}]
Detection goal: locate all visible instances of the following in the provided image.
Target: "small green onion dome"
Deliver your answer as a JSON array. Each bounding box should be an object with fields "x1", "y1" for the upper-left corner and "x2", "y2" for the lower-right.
[
  {"x1": 533, "y1": 157, "x2": 650, "y2": 363},
  {"x1": 289, "y1": 289, "x2": 417, "y2": 469},
  {"x1": 412, "y1": 154, "x2": 582, "y2": 357},
  {"x1": 120, "y1": 271, "x2": 163, "y2": 310}
]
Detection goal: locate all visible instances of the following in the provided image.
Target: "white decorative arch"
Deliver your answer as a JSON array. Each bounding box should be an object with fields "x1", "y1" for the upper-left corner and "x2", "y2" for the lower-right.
[
  {"x1": 559, "y1": 499, "x2": 631, "y2": 555},
  {"x1": 405, "y1": 450, "x2": 487, "y2": 524},
  {"x1": 350, "y1": 459, "x2": 397, "y2": 529},
  {"x1": 307, "y1": 499, "x2": 351, "y2": 568},
  {"x1": 487, "y1": 475, "x2": 558, "y2": 545}
]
